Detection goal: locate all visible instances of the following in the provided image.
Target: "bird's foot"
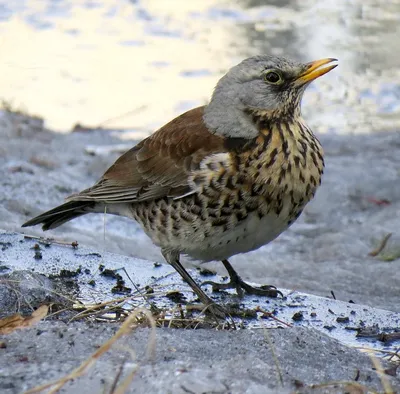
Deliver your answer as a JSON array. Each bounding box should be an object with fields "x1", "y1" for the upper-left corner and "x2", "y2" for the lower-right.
[{"x1": 202, "y1": 277, "x2": 283, "y2": 298}]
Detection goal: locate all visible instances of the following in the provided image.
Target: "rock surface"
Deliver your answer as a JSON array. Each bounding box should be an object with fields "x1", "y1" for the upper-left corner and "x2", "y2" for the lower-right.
[{"x1": 1, "y1": 322, "x2": 399, "y2": 394}]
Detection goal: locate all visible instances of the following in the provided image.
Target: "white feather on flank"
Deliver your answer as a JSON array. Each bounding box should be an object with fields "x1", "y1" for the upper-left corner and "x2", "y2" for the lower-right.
[
  {"x1": 174, "y1": 153, "x2": 232, "y2": 200},
  {"x1": 173, "y1": 190, "x2": 196, "y2": 200},
  {"x1": 199, "y1": 152, "x2": 232, "y2": 171}
]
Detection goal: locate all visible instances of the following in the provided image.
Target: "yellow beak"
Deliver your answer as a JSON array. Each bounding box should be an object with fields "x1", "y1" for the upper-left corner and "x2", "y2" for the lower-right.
[{"x1": 297, "y1": 58, "x2": 338, "y2": 84}]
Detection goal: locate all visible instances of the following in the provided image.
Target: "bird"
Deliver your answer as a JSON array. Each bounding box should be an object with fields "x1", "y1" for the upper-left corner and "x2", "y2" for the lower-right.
[{"x1": 22, "y1": 55, "x2": 337, "y2": 319}]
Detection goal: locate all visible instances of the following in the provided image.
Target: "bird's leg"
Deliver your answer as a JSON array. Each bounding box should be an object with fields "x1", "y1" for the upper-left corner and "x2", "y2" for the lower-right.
[
  {"x1": 162, "y1": 250, "x2": 226, "y2": 320},
  {"x1": 202, "y1": 259, "x2": 283, "y2": 298}
]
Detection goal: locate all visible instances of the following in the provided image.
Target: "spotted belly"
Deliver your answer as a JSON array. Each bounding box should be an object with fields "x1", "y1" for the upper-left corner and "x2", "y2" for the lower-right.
[
  {"x1": 131, "y1": 193, "x2": 303, "y2": 262},
  {"x1": 184, "y1": 197, "x2": 302, "y2": 262}
]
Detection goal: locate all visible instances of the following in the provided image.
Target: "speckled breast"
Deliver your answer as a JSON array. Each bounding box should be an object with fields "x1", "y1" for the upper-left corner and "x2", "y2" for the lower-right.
[{"x1": 131, "y1": 119, "x2": 324, "y2": 262}]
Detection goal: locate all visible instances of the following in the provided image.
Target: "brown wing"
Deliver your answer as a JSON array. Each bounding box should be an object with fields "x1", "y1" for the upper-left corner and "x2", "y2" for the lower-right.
[{"x1": 67, "y1": 106, "x2": 226, "y2": 204}]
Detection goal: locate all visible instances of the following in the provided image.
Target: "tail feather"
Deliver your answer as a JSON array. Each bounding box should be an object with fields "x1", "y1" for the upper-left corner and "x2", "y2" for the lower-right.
[{"x1": 22, "y1": 201, "x2": 95, "y2": 231}]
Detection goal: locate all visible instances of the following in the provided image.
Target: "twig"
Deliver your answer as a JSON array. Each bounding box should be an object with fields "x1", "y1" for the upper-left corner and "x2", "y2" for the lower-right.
[
  {"x1": 23, "y1": 235, "x2": 78, "y2": 248},
  {"x1": 256, "y1": 307, "x2": 292, "y2": 327}
]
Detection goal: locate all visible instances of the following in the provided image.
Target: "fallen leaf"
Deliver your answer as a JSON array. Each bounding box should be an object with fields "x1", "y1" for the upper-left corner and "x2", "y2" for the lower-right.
[{"x1": 0, "y1": 305, "x2": 48, "y2": 334}]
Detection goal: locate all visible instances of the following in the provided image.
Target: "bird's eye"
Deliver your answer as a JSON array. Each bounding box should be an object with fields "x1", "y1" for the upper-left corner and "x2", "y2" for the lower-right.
[{"x1": 263, "y1": 71, "x2": 282, "y2": 84}]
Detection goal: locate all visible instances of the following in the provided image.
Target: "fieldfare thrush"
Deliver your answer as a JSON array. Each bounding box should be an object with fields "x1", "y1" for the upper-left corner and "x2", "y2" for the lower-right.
[{"x1": 23, "y1": 55, "x2": 338, "y2": 318}]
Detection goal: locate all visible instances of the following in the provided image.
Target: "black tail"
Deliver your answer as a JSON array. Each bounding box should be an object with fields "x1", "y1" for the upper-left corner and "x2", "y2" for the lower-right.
[{"x1": 22, "y1": 201, "x2": 95, "y2": 231}]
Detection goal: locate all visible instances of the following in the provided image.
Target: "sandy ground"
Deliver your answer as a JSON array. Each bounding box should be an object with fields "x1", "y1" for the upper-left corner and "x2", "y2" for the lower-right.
[{"x1": 1, "y1": 322, "x2": 399, "y2": 394}]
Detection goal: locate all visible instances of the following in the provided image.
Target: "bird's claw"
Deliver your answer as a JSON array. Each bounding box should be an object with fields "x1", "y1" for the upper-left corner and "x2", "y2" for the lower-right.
[{"x1": 202, "y1": 279, "x2": 283, "y2": 298}]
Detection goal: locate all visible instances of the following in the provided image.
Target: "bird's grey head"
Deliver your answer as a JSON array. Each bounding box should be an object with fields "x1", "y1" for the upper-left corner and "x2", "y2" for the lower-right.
[{"x1": 204, "y1": 55, "x2": 337, "y2": 138}]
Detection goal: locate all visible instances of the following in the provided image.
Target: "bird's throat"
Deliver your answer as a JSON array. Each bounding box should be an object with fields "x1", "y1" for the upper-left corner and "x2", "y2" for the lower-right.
[{"x1": 234, "y1": 108, "x2": 325, "y2": 204}]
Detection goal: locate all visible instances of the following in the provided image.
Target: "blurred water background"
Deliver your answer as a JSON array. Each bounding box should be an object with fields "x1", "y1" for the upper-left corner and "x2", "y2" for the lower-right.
[{"x1": 0, "y1": 0, "x2": 400, "y2": 135}]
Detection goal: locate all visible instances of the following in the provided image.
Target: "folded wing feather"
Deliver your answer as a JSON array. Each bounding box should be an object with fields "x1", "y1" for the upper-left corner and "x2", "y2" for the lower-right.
[{"x1": 67, "y1": 107, "x2": 227, "y2": 204}]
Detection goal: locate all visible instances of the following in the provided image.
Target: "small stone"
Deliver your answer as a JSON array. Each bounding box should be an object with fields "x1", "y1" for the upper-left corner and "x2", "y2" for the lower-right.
[
  {"x1": 145, "y1": 286, "x2": 154, "y2": 294},
  {"x1": 292, "y1": 311, "x2": 303, "y2": 321}
]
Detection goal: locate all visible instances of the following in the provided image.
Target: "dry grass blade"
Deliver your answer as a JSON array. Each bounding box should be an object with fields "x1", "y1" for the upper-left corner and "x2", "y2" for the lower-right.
[
  {"x1": 68, "y1": 301, "x2": 127, "y2": 322},
  {"x1": 67, "y1": 292, "x2": 151, "y2": 322},
  {"x1": 369, "y1": 233, "x2": 392, "y2": 257},
  {"x1": 24, "y1": 308, "x2": 156, "y2": 394},
  {"x1": 108, "y1": 355, "x2": 128, "y2": 394},
  {"x1": 110, "y1": 349, "x2": 139, "y2": 394},
  {"x1": 0, "y1": 305, "x2": 48, "y2": 334},
  {"x1": 368, "y1": 352, "x2": 395, "y2": 394},
  {"x1": 308, "y1": 381, "x2": 379, "y2": 393},
  {"x1": 111, "y1": 366, "x2": 139, "y2": 394},
  {"x1": 308, "y1": 353, "x2": 397, "y2": 394},
  {"x1": 263, "y1": 329, "x2": 283, "y2": 387},
  {"x1": 1, "y1": 277, "x2": 78, "y2": 315},
  {"x1": 387, "y1": 347, "x2": 400, "y2": 364},
  {"x1": 354, "y1": 346, "x2": 400, "y2": 364}
]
